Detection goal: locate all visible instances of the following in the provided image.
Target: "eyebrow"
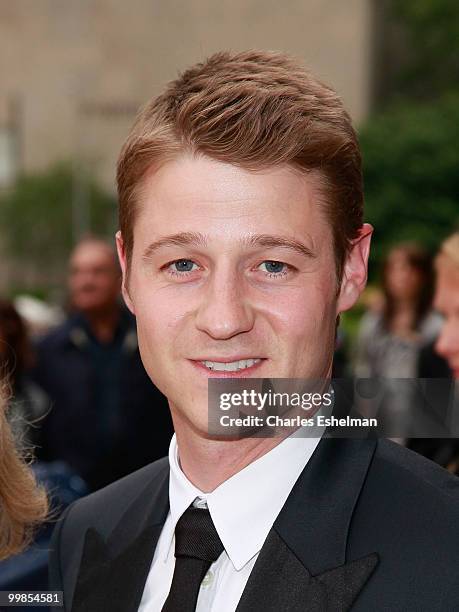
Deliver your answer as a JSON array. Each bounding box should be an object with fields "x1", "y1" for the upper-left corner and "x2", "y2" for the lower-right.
[
  {"x1": 243, "y1": 234, "x2": 316, "y2": 259},
  {"x1": 142, "y1": 232, "x2": 208, "y2": 261},
  {"x1": 142, "y1": 232, "x2": 316, "y2": 261}
]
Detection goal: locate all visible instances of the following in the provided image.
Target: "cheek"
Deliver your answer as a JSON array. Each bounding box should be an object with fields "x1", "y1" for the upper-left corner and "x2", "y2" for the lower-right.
[
  {"x1": 135, "y1": 314, "x2": 163, "y2": 374},
  {"x1": 134, "y1": 303, "x2": 183, "y2": 396},
  {"x1": 135, "y1": 299, "x2": 174, "y2": 345},
  {"x1": 264, "y1": 283, "x2": 337, "y2": 348},
  {"x1": 133, "y1": 283, "x2": 193, "y2": 356}
]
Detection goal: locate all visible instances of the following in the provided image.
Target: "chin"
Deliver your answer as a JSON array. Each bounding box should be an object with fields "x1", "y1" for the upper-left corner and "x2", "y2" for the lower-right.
[{"x1": 172, "y1": 405, "x2": 210, "y2": 436}]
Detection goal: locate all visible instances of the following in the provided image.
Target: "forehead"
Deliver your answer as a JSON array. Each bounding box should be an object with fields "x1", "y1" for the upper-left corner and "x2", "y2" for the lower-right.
[
  {"x1": 134, "y1": 154, "x2": 331, "y2": 246},
  {"x1": 70, "y1": 243, "x2": 115, "y2": 268},
  {"x1": 387, "y1": 250, "x2": 410, "y2": 265}
]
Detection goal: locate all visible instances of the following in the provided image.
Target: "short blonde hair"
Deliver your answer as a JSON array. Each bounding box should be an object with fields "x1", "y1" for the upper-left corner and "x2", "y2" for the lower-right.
[{"x1": 117, "y1": 50, "x2": 364, "y2": 281}]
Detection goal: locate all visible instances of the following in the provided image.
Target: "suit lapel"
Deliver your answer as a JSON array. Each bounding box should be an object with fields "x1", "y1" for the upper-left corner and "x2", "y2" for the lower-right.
[
  {"x1": 238, "y1": 438, "x2": 379, "y2": 611},
  {"x1": 71, "y1": 464, "x2": 169, "y2": 612},
  {"x1": 236, "y1": 530, "x2": 378, "y2": 612}
]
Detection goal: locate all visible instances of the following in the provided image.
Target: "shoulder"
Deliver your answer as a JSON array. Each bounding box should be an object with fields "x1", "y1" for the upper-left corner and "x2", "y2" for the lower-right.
[
  {"x1": 372, "y1": 438, "x2": 459, "y2": 496},
  {"x1": 49, "y1": 456, "x2": 170, "y2": 600},
  {"x1": 59, "y1": 456, "x2": 169, "y2": 538},
  {"x1": 356, "y1": 439, "x2": 459, "y2": 538},
  {"x1": 349, "y1": 440, "x2": 459, "y2": 607}
]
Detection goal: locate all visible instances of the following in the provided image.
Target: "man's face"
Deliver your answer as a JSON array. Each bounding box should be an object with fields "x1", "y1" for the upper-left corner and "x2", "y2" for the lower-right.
[
  {"x1": 434, "y1": 259, "x2": 459, "y2": 379},
  {"x1": 118, "y1": 155, "x2": 370, "y2": 433},
  {"x1": 69, "y1": 242, "x2": 121, "y2": 314}
]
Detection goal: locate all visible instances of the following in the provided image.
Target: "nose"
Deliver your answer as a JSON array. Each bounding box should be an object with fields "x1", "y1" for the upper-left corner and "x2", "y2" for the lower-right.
[{"x1": 195, "y1": 266, "x2": 255, "y2": 340}]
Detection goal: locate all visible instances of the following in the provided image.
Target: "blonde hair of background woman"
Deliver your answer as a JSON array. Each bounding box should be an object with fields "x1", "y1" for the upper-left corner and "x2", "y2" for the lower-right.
[{"x1": 0, "y1": 383, "x2": 48, "y2": 560}]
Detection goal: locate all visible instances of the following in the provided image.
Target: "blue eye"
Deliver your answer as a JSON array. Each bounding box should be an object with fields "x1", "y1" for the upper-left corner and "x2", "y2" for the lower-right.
[
  {"x1": 165, "y1": 259, "x2": 199, "y2": 277},
  {"x1": 259, "y1": 261, "x2": 286, "y2": 275},
  {"x1": 172, "y1": 259, "x2": 196, "y2": 272}
]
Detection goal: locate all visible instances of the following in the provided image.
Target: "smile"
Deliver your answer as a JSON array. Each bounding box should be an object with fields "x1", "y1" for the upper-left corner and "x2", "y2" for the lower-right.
[{"x1": 201, "y1": 358, "x2": 261, "y2": 372}]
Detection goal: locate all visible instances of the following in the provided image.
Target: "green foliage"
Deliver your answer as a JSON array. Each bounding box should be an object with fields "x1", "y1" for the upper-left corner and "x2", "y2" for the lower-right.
[
  {"x1": 390, "y1": 0, "x2": 459, "y2": 98},
  {"x1": 360, "y1": 91, "x2": 459, "y2": 277},
  {"x1": 359, "y1": 1, "x2": 459, "y2": 278},
  {"x1": 0, "y1": 163, "x2": 117, "y2": 266}
]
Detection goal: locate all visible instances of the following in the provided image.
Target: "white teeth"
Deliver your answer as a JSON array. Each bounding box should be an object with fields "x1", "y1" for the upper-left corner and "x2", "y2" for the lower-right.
[{"x1": 201, "y1": 358, "x2": 261, "y2": 372}]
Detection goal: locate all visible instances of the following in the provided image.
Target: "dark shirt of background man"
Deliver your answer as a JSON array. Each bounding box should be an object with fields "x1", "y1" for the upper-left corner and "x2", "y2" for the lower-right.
[
  {"x1": 32, "y1": 238, "x2": 173, "y2": 491},
  {"x1": 33, "y1": 309, "x2": 173, "y2": 491}
]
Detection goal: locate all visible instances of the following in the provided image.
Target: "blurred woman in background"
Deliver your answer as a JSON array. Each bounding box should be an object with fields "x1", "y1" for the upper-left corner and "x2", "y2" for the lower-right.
[
  {"x1": 355, "y1": 243, "x2": 443, "y2": 436},
  {"x1": 356, "y1": 243, "x2": 441, "y2": 379}
]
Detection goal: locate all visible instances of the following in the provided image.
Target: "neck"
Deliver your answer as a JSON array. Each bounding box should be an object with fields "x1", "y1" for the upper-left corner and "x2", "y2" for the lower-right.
[
  {"x1": 84, "y1": 304, "x2": 121, "y2": 343},
  {"x1": 171, "y1": 363, "x2": 333, "y2": 492},
  {"x1": 173, "y1": 421, "x2": 284, "y2": 492}
]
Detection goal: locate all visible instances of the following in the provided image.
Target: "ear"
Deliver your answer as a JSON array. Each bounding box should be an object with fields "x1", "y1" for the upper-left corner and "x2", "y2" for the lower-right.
[
  {"x1": 115, "y1": 230, "x2": 136, "y2": 315},
  {"x1": 337, "y1": 223, "x2": 373, "y2": 314}
]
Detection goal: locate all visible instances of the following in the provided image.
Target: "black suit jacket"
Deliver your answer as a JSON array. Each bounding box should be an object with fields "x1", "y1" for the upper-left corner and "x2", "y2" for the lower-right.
[{"x1": 49, "y1": 438, "x2": 459, "y2": 611}]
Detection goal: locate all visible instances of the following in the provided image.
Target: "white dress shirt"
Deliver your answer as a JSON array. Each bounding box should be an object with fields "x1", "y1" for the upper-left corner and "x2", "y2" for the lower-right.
[{"x1": 138, "y1": 430, "x2": 322, "y2": 612}]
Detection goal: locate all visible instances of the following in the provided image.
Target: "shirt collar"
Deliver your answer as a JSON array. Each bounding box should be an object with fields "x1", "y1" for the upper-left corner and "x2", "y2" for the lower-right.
[{"x1": 167, "y1": 431, "x2": 322, "y2": 571}]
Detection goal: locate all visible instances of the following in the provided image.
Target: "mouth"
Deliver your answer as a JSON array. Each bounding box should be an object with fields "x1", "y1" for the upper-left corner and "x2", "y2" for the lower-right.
[{"x1": 190, "y1": 357, "x2": 266, "y2": 377}]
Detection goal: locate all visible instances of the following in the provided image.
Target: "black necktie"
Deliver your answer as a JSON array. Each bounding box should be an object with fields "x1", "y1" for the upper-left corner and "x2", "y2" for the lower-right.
[{"x1": 162, "y1": 506, "x2": 225, "y2": 612}]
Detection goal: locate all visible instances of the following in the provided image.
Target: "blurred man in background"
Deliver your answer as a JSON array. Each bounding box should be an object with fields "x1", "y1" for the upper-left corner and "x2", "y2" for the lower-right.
[{"x1": 33, "y1": 237, "x2": 173, "y2": 491}]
